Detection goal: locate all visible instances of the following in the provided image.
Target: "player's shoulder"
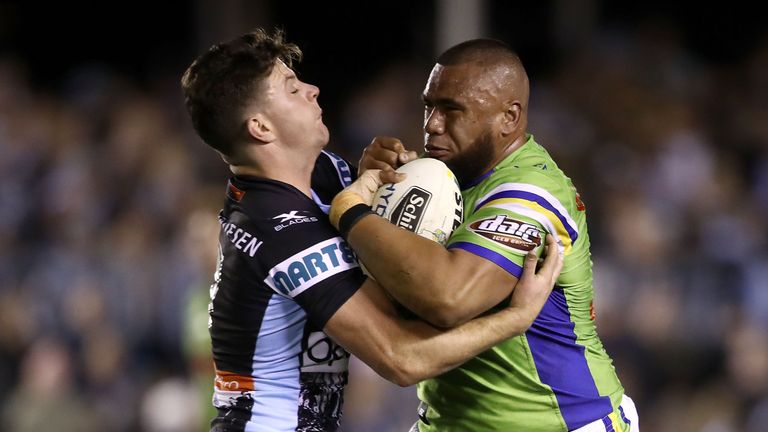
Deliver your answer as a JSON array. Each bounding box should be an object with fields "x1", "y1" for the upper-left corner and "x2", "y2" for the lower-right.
[
  {"x1": 223, "y1": 176, "x2": 336, "y2": 243},
  {"x1": 472, "y1": 157, "x2": 578, "y2": 217},
  {"x1": 220, "y1": 177, "x2": 348, "y2": 268},
  {"x1": 482, "y1": 163, "x2": 569, "y2": 199},
  {"x1": 310, "y1": 150, "x2": 356, "y2": 206},
  {"x1": 315, "y1": 149, "x2": 355, "y2": 179},
  {"x1": 312, "y1": 150, "x2": 356, "y2": 200},
  {"x1": 226, "y1": 176, "x2": 321, "y2": 218},
  {"x1": 494, "y1": 163, "x2": 558, "y2": 184}
]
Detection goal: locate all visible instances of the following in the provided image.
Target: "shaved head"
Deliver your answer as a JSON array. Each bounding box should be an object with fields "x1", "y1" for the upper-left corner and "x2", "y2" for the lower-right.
[
  {"x1": 422, "y1": 38, "x2": 532, "y2": 185},
  {"x1": 437, "y1": 39, "x2": 529, "y2": 111}
]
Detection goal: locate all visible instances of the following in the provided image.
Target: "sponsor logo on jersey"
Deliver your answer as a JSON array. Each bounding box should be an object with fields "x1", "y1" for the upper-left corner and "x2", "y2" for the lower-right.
[
  {"x1": 301, "y1": 331, "x2": 350, "y2": 373},
  {"x1": 468, "y1": 215, "x2": 541, "y2": 252},
  {"x1": 390, "y1": 187, "x2": 431, "y2": 232},
  {"x1": 453, "y1": 191, "x2": 464, "y2": 231},
  {"x1": 214, "y1": 370, "x2": 256, "y2": 391},
  {"x1": 272, "y1": 210, "x2": 319, "y2": 231},
  {"x1": 265, "y1": 238, "x2": 358, "y2": 297}
]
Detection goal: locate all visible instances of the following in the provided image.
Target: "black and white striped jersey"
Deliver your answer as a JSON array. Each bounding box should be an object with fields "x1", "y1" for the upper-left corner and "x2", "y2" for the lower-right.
[{"x1": 208, "y1": 151, "x2": 363, "y2": 432}]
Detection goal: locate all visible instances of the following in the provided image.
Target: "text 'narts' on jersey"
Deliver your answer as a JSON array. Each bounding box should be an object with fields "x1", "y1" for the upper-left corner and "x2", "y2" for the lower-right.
[{"x1": 265, "y1": 237, "x2": 359, "y2": 298}]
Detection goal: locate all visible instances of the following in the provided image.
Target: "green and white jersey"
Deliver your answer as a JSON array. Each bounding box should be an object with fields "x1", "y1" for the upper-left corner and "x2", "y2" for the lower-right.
[{"x1": 417, "y1": 135, "x2": 625, "y2": 431}]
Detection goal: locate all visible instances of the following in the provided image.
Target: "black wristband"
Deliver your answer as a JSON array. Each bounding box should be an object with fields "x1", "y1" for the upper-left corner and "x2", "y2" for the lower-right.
[{"x1": 338, "y1": 203, "x2": 374, "y2": 239}]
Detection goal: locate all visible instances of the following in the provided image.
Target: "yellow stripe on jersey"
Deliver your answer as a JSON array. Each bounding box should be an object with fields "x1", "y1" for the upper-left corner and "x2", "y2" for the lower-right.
[{"x1": 609, "y1": 412, "x2": 621, "y2": 431}]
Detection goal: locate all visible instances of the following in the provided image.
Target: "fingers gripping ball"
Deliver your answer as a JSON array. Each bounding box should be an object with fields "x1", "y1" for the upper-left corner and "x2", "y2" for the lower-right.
[{"x1": 371, "y1": 158, "x2": 464, "y2": 245}]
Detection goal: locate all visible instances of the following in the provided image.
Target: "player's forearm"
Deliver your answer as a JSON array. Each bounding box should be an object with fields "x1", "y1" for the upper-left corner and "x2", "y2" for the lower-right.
[
  {"x1": 387, "y1": 306, "x2": 531, "y2": 386},
  {"x1": 347, "y1": 215, "x2": 463, "y2": 323}
]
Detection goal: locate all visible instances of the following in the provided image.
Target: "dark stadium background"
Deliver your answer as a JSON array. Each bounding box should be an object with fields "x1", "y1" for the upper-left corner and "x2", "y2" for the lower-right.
[
  {"x1": 2, "y1": 1, "x2": 762, "y2": 133},
  {"x1": 1, "y1": 1, "x2": 766, "y2": 431}
]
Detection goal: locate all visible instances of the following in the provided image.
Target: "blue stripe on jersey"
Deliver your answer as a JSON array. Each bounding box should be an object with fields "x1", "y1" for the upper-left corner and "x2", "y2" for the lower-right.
[
  {"x1": 247, "y1": 294, "x2": 304, "y2": 431},
  {"x1": 310, "y1": 189, "x2": 331, "y2": 214},
  {"x1": 602, "y1": 415, "x2": 615, "y2": 432},
  {"x1": 475, "y1": 190, "x2": 579, "y2": 244},
  {"x1": 448, "y1": 241, "x2": 523, "y2": 278},
  {"x1": 525, "y1": 289, "x2": 613, "y2": 430},
  {"x1": 461, "y1": 168, "x2": 494, "y2": 190},
  {"x1": 619, "y1": 405, "x2": 631, "y2": 427}
]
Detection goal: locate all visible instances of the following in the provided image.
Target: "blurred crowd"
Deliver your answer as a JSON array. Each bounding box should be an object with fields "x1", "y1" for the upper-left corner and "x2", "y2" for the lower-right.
[{"x1": 1, "y1": 22, "x2": 767, "y2": 432}]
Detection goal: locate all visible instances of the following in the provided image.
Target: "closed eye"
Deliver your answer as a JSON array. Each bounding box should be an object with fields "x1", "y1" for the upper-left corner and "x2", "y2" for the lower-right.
[{"x1": 423, "y1": 95, "x2": 463, "y2": 112}]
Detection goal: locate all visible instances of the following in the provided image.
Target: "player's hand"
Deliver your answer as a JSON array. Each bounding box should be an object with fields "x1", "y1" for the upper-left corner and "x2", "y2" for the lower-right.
[
  {"x1": 508, "y1": 234, "x2": 563, "y2": 325},
  {"x1": 347, "y1": 169, "x2": 404, "y2": 206},
  {"x1": 358, "y1": 136, "x2": 419, "y2": 176},
  {"x1": 329, "y1": 169, "x2": 405, "y2": 229}
]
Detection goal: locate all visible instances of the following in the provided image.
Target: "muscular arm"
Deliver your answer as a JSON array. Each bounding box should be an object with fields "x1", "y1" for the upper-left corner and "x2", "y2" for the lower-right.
[
  {"x1": 323, "y1": 240, "x2": 559, "y2": 386},
  {"x1": 335, "y1": 138, "x2": 519, "y2": 327},
  {"x1": 348, "y1": 215, "x2": 517, "y2": 327}
]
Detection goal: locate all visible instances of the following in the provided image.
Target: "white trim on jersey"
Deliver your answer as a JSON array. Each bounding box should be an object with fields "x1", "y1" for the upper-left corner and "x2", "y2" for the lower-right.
[
  {"x1": 476, "y1": 182, "x2": 579, "y2": 237},
  {"x1": 311, "y1": 189, "x2": 331, "y2": 214},
  {"x1": 321, "y1": 150, "x2": 354, "y2": 187}
]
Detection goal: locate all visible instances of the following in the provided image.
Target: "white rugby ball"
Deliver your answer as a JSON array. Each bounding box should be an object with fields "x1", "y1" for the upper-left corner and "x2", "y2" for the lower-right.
[{"x1": 370, "y1": 158, "x2": 464, "y2": 245}]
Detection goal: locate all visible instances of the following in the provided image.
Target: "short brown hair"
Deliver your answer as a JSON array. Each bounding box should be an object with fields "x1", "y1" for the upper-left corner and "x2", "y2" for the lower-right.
[{"x1": 181, "y1": 29, "x2": 302, "y2": 156}]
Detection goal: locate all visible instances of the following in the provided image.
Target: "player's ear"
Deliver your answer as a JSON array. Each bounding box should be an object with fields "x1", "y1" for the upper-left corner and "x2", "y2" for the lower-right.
[
  {"x1": 500, "y1": 101, "x2": 522, "y2": 136},
  {"x1": 246, "y1": 113, "x2": 276, "y2": 143}
]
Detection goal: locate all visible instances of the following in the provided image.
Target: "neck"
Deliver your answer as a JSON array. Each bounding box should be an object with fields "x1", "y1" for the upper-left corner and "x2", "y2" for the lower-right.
[
  {"x1": 229, "y1": 148, "x2": 318, "y2": 197},
  {"x1": 493, "y1": 133, "x2": 528, "y2": 167}
]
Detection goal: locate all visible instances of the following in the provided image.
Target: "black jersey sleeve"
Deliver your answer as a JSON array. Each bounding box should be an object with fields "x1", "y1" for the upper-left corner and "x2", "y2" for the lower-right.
[{"x1": 260, "y1": 229, "x2": 364, "y2": 328}]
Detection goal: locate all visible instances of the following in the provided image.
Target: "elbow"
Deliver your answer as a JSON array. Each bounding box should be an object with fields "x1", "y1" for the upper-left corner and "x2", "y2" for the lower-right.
[
  {"x1": 393, "y1": 374, "x2": 420, "y2": 388},
  {"x1": 421, "y1": 297, "x2": 473, "y2": 329},
  {"x1": 378, "y1": 348, "x2": 423, "y2": 387},
  {"x1": 417, "y1": 277, "x2": 474, "y2": 328},
  {"x1": 427, "y1": 308, "x2": 469, "y2": 329},
  {"x1": 388, "y1": 365, "x2": 421, "y2": 387}
]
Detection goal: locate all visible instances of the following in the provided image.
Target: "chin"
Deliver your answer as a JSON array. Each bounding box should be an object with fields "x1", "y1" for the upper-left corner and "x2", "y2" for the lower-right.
[
  {"x1": 436, "y1": 154, "x2": 456, "y2": 167},
  {"x1": 316, "y1": 124, "x2": 329, "y2": 141}
]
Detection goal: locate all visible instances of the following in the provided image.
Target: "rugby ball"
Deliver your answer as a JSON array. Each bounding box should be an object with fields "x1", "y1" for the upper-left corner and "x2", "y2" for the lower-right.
[{"x1": 370, "y1": 158, "x2": 464, "y2": 245}]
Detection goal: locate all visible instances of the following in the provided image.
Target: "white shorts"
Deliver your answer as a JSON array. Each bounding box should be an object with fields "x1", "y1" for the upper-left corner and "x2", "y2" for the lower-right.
[
  {"x1": 572, "y1": 394, "x2": 639, "y2": 432},
  {"x1": 408, "y1": 394, "x2": 639, "y2": 432}
]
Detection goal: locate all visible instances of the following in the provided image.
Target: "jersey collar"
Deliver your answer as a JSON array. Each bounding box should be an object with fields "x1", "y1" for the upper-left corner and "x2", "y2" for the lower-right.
[{"x1": 460, "y1": 134, "x2": 537, "y2": 190}]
